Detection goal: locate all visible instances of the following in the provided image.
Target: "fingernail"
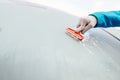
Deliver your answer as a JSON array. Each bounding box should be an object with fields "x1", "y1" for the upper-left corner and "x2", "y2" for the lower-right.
[{"x1": 76, "y1": 27, "x2": 81, "y2": 32}]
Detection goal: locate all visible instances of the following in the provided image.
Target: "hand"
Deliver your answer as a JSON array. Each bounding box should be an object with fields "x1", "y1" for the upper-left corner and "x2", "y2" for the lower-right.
[{"x1": 76, "y1": 16, "x2": 97, "y2": 34}]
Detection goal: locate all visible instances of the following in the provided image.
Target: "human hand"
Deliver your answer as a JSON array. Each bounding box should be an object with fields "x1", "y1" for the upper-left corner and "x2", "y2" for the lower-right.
[{"x1": 76, "y1": 16, "x2": 97, "y2": 34}]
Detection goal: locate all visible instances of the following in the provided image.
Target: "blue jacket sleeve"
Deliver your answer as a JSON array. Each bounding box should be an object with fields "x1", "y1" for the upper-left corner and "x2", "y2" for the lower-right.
[{"x1": 90, "y1": 11, "x2": 120, "y2": 28}]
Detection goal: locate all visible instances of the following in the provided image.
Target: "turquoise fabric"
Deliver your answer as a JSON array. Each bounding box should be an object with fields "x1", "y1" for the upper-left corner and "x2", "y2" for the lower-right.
[{"x1": 90, "y1": 11, "x2": 120, "y2": 28}]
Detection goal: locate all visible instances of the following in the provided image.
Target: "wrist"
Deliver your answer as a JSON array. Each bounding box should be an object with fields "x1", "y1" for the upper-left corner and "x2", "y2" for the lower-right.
[{"x1": 88, "y1": 16, "x2": 97, "y2": 28}]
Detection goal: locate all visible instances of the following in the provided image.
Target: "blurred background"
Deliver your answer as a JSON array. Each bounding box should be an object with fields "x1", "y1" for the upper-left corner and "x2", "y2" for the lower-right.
[{"x1": 0, "y1": 0, "x2": 120, "y2": 16}]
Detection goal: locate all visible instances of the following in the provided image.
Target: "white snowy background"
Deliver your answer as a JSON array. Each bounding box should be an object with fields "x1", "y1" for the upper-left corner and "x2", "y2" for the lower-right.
[{"x1": 0, "y1": 0, "x2": 120, "y2": 16}]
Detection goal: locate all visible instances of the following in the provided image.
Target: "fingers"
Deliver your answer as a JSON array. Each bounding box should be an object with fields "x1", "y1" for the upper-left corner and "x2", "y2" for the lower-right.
[
  {"x1": 76, "y1": 17, "x2": 89, "y2": 32},
  {"x1": 77, "y1": 23, "x2": 93, "y2": 34},
  {"x1": 76, "y1": 16, "x2": 97, "y2": 34},
  {"x1": 76, "y1": 25, "x2": 85, "y2": 32},
  {"x1": 81, "y1": 23, "x2": 93, "y2": 34}
]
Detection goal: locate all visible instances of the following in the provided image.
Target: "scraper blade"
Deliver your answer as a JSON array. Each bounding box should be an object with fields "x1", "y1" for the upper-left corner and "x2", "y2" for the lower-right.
[{"x1": 66, "y1": 27, "x2": 84, "y2": 40}]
